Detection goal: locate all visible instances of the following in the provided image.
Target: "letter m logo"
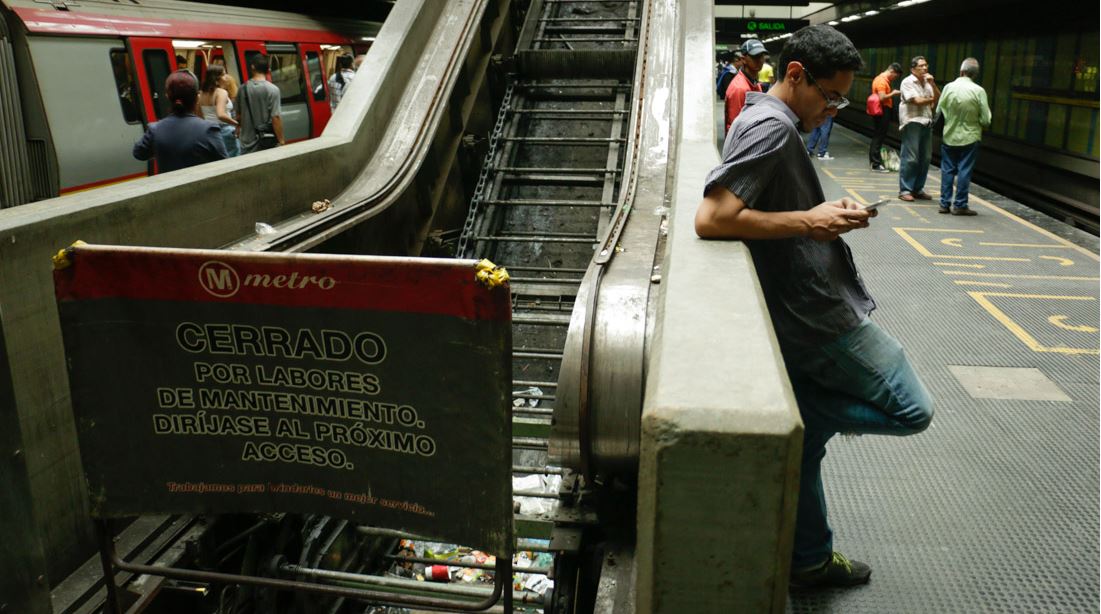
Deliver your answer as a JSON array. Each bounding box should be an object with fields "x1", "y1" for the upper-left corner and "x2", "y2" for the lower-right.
[{"x1": 198, "y1": 261, "x2": 240, "y2": 298}]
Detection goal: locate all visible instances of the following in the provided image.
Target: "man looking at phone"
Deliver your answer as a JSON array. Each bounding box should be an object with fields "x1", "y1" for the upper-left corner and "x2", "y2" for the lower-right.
[
  {"x1": 696, "y1": 25, "x2": 934, "y2": 590},
  {"x1": 898, "y1": 56, "x2": 939, "y2": 201}
]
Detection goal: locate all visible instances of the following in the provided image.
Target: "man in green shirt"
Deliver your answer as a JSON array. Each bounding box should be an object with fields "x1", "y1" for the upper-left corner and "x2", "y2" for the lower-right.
[{"x1": 936, "y1": 58, "x2": 991, "y2": 215}]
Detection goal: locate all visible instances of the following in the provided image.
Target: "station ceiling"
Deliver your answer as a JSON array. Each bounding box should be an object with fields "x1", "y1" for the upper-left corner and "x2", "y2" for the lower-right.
[{"x1": 721, "y1": 0, "x2": 1096, "y2": 52}]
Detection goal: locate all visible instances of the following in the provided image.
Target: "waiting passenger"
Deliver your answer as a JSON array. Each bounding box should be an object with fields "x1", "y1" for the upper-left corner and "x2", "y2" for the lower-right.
[
  {"x1": 328, "y1": 54, "x2": 356, "y2": 110},
  {"x1": 132, "y1": 71, "x2": 227, "y2": 173},
  {"x1": 239, "y1": 55, "x2": 284, "y2": 153},
  {"x1": 936, "y1": 58, "x2": 991, "y2": 216},
  {"x1": 220, "y1": 73, "x2": 241, "y2": 155},
  {"x1": 758, "y1": 58, "x2": 774, "y2": 93},
  {"x1": 198, "y1": 65, "x2": 240, "y2": 158},
  {"x1": 723, "y1": 39, "x2": 767, "y2": 132},
  {"x1": 353, "y1": 53, "x2": 367, "y2": 72},
  {"x1": 715, "y1": 51, "x2": 737, "y2": 100},
  {"x1": 869, "y1": 62, "x2": 902, "y2": 172},
  {"x1": 695, "y1": 24, "x2": 934, "y2": 590},
  {"x1": 805, "y1": 114, "x2": 833, "y2": 160},
  {"x1": 898, "y1": 56, "x2": 939, "y2": 201}
]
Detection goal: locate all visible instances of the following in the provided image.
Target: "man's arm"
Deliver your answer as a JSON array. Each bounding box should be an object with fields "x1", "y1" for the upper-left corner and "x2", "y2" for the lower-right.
[
  {"x1": 133, "y1": 126, "x2": 154, "y2": 161},
  {"x1": 694, "y1": 185, "x2": 873, "y2": 241},
  {"x1": 272, "y1": 115, "x2": 285, "y2": 146},
  {"x1": 978, "y1": 88, "x2": 992, "y2": 128}
]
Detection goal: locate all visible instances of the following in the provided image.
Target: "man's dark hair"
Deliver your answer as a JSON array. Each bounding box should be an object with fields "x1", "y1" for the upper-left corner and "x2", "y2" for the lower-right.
[
  {"x1": 889, "y1": 62, "x2": 903, "y2": 73},
  {"x1": 775, "y1": 25, "x2": 862, "y2": 83},
  {"x1": 250, "y1": 55, "x2": 270, "y2": 75},
  {"x1": 910, "y1": 55, "x2": 926, "y2": 68}
]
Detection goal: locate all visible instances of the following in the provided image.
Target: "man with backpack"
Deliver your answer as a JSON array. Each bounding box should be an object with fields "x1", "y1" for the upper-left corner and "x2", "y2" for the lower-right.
[
  {"x1": 716, "y1": 50, "x2": 743, "y2": 100},
  {"x1": 868, "y1": 62, "x2": 901, "y2": 172}
]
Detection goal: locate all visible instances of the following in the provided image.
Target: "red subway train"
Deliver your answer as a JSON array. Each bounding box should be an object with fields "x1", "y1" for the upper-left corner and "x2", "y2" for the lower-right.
[{"x1": 0, "y1": 0, "x2": 379, "y2": 205}]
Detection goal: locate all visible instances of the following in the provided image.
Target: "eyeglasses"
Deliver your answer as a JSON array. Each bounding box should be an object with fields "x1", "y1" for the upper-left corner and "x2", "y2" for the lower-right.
[{"x1": 802, "y1": 66, "x2": 849, "y2": 110}]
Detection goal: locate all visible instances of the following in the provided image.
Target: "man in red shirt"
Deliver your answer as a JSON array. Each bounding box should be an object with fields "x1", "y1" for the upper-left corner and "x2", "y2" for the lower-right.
[
  {"x1": 723, "y1": 39, "x2": 767, "y2": 132},
  {"x1": 869, "y1": 62, "x2": 902, "y2": 171}
]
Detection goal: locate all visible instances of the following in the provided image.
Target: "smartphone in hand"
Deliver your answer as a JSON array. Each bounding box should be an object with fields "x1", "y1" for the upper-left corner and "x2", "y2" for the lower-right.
[{"x1": 861, "y1": 199, "x2": 890, "y2": 212}]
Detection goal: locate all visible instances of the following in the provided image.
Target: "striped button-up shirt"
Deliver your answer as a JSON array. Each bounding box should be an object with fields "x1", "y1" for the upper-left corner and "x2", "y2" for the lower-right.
[
  {"x1": 937, "y1": 76, "x2": 992, "y2": 147},
  {"x1": 705, "y1": 93, "x2": 875, "y2": 350}
]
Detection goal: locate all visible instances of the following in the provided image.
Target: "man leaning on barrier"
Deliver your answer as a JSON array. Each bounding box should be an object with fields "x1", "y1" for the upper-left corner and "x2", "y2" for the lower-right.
[{"x1": 694, "y1": 25, "x2": 935, "y2": 590}]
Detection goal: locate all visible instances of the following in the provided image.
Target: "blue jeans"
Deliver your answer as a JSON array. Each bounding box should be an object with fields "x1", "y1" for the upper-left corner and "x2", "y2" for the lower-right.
[
  {"x1": 899, "y1": 122, "x2": 932, "y2": 195},
  {"x1": 806, "y1": 116, "x2": 833, "y2": 156},
  {"x1": 939, "y1": 142, "x2": 979, "y2": 210},
  {"x1": 784, "y1": 318, "x2": 934, "y2": 569},
  {"x1": 220, "y1": 124, "x2": 240, "y2": 158}
]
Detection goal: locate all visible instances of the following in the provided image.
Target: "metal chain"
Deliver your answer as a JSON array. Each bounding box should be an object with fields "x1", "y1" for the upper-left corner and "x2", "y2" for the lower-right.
[{"x1": 457, "y1": 81, "x2": 516, "y2": 259}]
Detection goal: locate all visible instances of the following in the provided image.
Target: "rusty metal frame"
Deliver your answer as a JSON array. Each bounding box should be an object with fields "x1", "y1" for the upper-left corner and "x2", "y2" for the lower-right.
[{"x1": 96, "y1": 520, "x2": 512, "y2": 613}]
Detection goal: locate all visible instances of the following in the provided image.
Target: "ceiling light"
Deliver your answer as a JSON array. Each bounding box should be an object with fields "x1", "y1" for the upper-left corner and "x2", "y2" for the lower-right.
[
  {"x1": 172, "y1": 40, "x2": 206, "y2": 49},
  {"x1": 828, "y1": 20, "x2": 839, "y2": 25},
  {"x1": 865, "y1": 10, "x2": 879, "y2": 16}
]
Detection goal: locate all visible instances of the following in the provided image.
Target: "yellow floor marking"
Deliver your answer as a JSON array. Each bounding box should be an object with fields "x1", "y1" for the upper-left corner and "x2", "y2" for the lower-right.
[
  {"x1": 968, "y1": 292, "x2": 1099, "y2": 355},
  {"x1": 941, "y1": 238, "x2": 964, "y2": 247},
  {"x1": 845, "y1": 188, "x2": 868, "y2": 204},
  {"x1": 935, "y1": 262, "x2": 985, "y2": 268},
  {"x1": 1040, "y1": 255, "x2": 1075, "y2": 266},
  {"x1": 955, "y1": 280, "x2": 1011, "y2": 288},
  {"x1": 898, "y1": 227, "x2": 986, "y2": 233},
  {"x1": 944, "y1": 271, "x2": 1100, "y2": 281},
  {"x1": 1049, "y1": 315, "x2": 1100, "y2": 333},
  {"x1": 821, "y1": 167, "x2": 839, "y2": 179},
  {"x1": 894, "y1": 228, "x2": 1026, "y2": 260},
  {"x1": 979, "y1": 242, "x2": 1071, "y2": 249},
  {"x1": 968, "y1": 193, "x2": 1100, "y2": 262}
]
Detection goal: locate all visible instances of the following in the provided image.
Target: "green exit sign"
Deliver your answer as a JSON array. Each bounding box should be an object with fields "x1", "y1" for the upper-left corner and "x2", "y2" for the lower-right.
[
  {"x1": 716, "y1": 18, "x2": 809, "y2": 41},
  {"x1": 746, "y1": 20, "x2": 787, "y2": 32}
]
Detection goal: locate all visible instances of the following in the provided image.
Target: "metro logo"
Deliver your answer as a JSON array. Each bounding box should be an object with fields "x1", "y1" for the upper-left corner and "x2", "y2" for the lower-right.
[
  {"x1": 198, "y1": 260, "x2": 337, "y2": 298},
  {"x1": 198, "y1": 261, "x2": 240, "y2": 298}
]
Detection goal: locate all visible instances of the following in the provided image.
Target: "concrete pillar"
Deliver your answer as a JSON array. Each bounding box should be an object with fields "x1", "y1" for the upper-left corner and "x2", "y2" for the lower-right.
[{"x1": 635, "y1": 1, "x2": 803, "y2": 611}]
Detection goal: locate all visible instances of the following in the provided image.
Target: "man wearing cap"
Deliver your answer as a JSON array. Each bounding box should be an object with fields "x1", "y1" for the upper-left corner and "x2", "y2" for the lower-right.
[{"x1": 723, "y1": 39, "x2": 767, "y2": 132}]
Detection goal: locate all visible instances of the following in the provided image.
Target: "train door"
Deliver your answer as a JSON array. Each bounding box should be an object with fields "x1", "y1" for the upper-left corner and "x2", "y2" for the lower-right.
[
  {"x1": 265, "y1": 43, "x2": 311, "y2": 143},
  {"x1": 235, "y1": 41, "x2": 266, "y2": 85},
  {"x1": 300, "y1": 43, "x2": 331, "y2": 137},
  {"x1": 127, "y1": 38, "x2": 177, "y2": 175},
  {"x1": 127, "y1": 38, "x2": 177, "y2": 124}
]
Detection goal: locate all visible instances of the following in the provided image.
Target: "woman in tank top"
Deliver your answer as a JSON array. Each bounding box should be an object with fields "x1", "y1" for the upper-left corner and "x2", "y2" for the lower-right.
[{"x1": 198, "y1": 64, "x2": 240, "y2": 157}]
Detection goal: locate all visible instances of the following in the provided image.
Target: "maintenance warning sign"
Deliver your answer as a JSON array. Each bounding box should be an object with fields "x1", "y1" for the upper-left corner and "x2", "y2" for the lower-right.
[{"x1": 54, "y1": 244, "x2": 513, "y2": 554}]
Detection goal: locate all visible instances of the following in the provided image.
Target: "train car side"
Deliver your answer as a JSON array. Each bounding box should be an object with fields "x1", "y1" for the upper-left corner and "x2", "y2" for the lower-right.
[{"x1": 0, "y1": 0, "x2": 377, "y2": 205}]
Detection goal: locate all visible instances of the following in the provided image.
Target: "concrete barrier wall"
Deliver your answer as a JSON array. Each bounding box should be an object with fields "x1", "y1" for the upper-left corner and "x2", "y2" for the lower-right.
[
  {"x1": 0, "y1": 0, "x2": 452, "y2": 590},
  {"x1": 635, "y1": 1, "x2": 803, "y2": 612}
]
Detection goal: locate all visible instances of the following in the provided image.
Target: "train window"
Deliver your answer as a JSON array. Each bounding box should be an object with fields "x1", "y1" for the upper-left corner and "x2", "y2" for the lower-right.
[
  {"x1": 143, "y1": 49, "x2": 173, "y2": 120},
  {"x1": 306, "y1": 51, "x2": 326, "y2": 102},
  {"x1": 109, "y1": 49, "x2": 142, "y2": 124},
  {"x1": 266, "y1": 45, "x2": 307, "y2": 105}
]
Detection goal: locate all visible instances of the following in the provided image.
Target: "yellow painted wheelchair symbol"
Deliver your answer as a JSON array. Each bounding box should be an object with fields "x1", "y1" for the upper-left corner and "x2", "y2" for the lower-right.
[{"x1": 1048, "y1": 315, "x2": 1099, "y2": 334}]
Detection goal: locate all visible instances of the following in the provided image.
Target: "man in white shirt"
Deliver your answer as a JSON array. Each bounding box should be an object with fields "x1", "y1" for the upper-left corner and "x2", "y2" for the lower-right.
[{"x1": 897, "y1": 56, "x2": 939, "y2": 201}]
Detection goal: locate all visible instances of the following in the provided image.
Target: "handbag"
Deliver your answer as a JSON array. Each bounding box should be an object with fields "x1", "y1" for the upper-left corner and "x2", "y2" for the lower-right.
[{"x1": 866, "y1": 92, "x2": 883, "y2": 116}]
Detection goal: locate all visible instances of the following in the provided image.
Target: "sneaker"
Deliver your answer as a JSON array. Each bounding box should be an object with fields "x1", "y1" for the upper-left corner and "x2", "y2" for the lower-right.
[
  {"x1": 790, "y1": 552, "x2": 872, "y2": 590},
  {"x1": 871, "y1": 164, "x2": 889, "y2": 173},
  {"x1": 951, "y1": 207, "x2": 978, "y2": 216},
  {"x1": 914, "y1": 191, "x2": 933, "y2": 200},
  {"x1": 817, "y1": 153, "x2": 834, "y2": 160},
  {"x1": 898, "y1": 193, "x2": 915, "y2": 202},
  {"x1": 938, "y1": 206, "x2": 951, "y2": 214}
]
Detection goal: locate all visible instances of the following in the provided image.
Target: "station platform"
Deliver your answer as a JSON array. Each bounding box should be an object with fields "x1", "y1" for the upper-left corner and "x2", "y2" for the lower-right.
[{"x1": 786, "y1": 125, "x2": 1100, "y2": 612}]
